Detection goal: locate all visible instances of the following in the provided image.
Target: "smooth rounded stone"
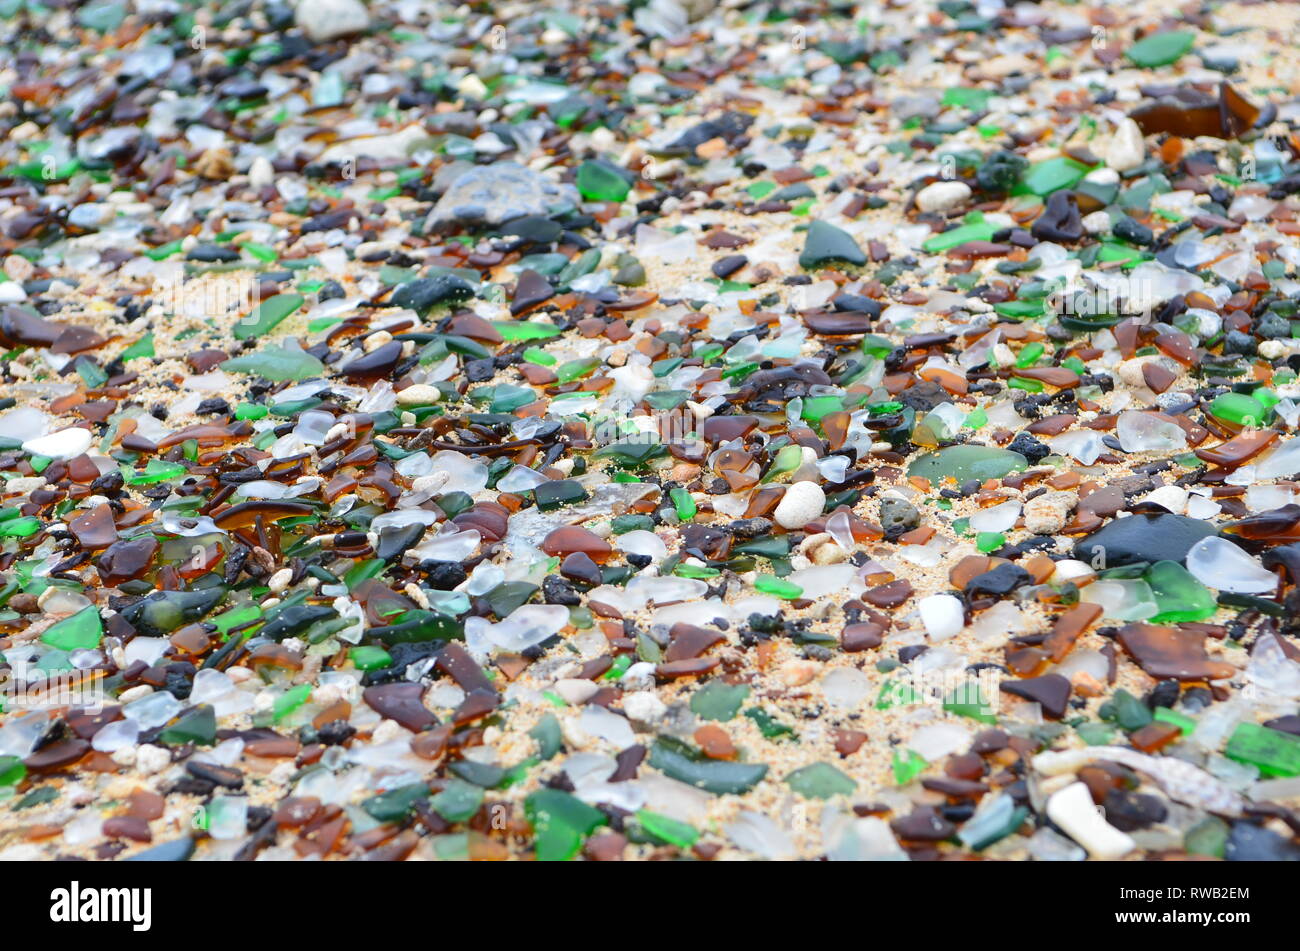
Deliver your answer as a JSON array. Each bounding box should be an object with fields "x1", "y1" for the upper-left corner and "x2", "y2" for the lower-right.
[
  {"x1": 22, "y1": 426, "x2": 92, "y2": 459},
  {"x1": 1081, "y1": 210, "x2": 1112, "y2": 235},
  {"x1": 395, "y1": 384, "x2": 442, "y2": 407},
  {"x1": 918, "y1": 594, "x2": 965, "y2": 641},
  {"x1": 295, "y1": 0, "x2": 370, "y2": 43},
  {"x1": 1045, "y1": 781, "x2": 1136, "y2": 859},
  {"x1": 915, "y1": 181, "x2": 971, "y2": 213},
  {"x1": 906, "y1": 445, "x2": 1028, "y2": 484},
  {"x1": 773, "y1": 481, "x2": 826, "y2": 529},
  {"x1": 1224, "y1": 821, "x2": 1300, "y2": 861},
  {"x1": 426, "y1": 162, "x2": 576, "y2": 230},
  {"x1": 1073, "y1": 513, "x2": 1218, "y2": 568},
  {"x1": 1186, "y1": 536, "x2": 1277, "y2": 593},
  {"x1": 878, "y1": 496, "x2": 920, "y2": 533},
  {"x1": 554, "y1": 678, "x2": 600, "y2": 705}
]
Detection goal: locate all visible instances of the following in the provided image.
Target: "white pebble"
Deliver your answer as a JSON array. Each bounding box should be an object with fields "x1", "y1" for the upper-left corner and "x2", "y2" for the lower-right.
[
  {"x1": 915, "y1": 181, "x2": 971, "y2": 213},
  {"x1": 135, "y1": 744, "x2": 172, "y2": 776},
  {"x1": 1081, "y1": 211, "x2": 1112, "y2": 235},
  {"x1": 295, "y1": 0, "x2": 370, "y2": 43},
  {"x1": 773, "y1": 481, "x2": 826, "y2": 529},
  {"x1": 918, "y1": 594, "x2": 965, "y2": 641},
  {"x1": 248, "y1": 156, "x2": 275, "y2": 189},
  {"x1": 623, "y1": 690, "x2": 666, "y2": 724},
  {"x1": 396, "y1": 384, "x2": 442, "y2": 406},
  {"x1": 1142, "y1": 485, "x2": 1188, "y2": 514},
  {"x1": 554, "y1": 678, "x2": 600, "y2": 705}
]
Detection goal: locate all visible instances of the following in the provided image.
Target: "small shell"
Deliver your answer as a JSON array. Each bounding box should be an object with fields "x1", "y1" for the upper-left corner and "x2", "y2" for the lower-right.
[{"x1": 1032, "y1": 746, "x2": 1244, "y2": 816}]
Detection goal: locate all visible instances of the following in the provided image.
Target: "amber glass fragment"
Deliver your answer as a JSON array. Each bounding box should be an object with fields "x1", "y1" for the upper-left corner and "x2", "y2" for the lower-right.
[{"x1": 1116, "y1": 623, "x2": 1235, "y2": 681}]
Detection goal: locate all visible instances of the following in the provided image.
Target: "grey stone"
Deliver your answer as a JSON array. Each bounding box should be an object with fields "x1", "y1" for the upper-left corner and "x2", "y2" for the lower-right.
[
  {"x1": 425, "y1": 162, "x2": 576, "y2": 231},
  {"x1": 294, "y1": 0, "x2": 370, "y2": 44},
  {"x1": 879, "y1": 496, "x2": 921, "y2": 533}
]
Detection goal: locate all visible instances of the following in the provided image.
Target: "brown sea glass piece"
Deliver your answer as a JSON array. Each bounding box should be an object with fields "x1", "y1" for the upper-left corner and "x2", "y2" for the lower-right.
[
  {"x1": 701, "y1": 415, "x2": 759, "y2": 444},
  {"x1": 665, "y1": 623, "x2": 725, "y2": 662},
  {"x1": 361, "y1": 682, "x2": 437, "y2": 732},
  {"x1": 214, "y1": 500, "x2": 313, "y2": 529},
  {"x1": 801, "y1": 311, "x2": 873, "y2": 335},
  {"x1": 342, "y1": 341, "x2": 402, "y2": 380},
  {"x1": 841, "y1": 620, "x2": 884, "y2": 652},
  {"x1": 1044, "y1": 603, "x2": 1102, "y2": 662},
  {"x1": 863, "y1": 579, "x2": 913, "y2": 608},
  {"x1": 1129, "y1": 82, "x2": 1260, "y2": 139},
  {"x1": 833, "y1": 729, "x2": 868, "y2": 756},
  {"x1": 743, "y1": 486, "x2": 783, "y2": 518},
  {"x1": 1005, "y1": 647, "x2": 1049, "y2": 677},
  {"x1": 454, "y1": 502, "x2": 510, "y2": 543},
  {"x1": 1129, "y1": 721, "x2": 1182, "y2": 753},
  {"x1": 654, "y1": 658, "x2": 719, "y2": 679},
  {"x1": 694, "y1": 724, "x2": 736, "y2": 760},
  {"x1": 1014, "y1": 366, "x2": 1080, "y2": 388},
  {"x1": 1116, "y1": 623, "x2": 1236, "y2": 681},
  {"x1": 999, "y1": 673, "x2": 1071, "y2": 718},
  {"x1": 1223, "y1": 504, "x2": 1300, "y2": 543},
  {"x1": 541, "y1": 526, "x2": 613, "y2": 563},
  {"x1": 1194, "y1": 429, "x2": 1278, "y2": 469},
  {"x1": 949, "y1": 555, "x2": 992, "y2": 589},
  {"x1": 96, "y1": 536, "x2": 158, "y2": 586},
  {"x1": 69, "y1": 504, "x2": 118, "y2": 550}
]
